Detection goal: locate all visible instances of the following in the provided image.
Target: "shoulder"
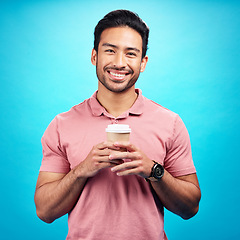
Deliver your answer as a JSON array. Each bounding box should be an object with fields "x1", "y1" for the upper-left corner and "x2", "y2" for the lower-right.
[
  {"x1": 55, "y1": 98, "x2": 91, "y2": 122},
  {"x1": 142, "y1": 95, "x2": 178, "y2": 120},
  {"x1": 140, "y1": 95, "x2": 188, "y2": 141},
  {"x1": 44, "y1": 98, "x2": 91, "y2": 134}
]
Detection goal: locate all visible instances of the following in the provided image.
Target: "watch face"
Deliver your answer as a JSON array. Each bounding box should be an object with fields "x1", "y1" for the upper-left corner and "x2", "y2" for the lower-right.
[
  {"x1": 153, "y1": 164, "x2": 164, "y2": 179},
  {"x1": 155, "y1": 166, "x2": 162, "y2": 176}
]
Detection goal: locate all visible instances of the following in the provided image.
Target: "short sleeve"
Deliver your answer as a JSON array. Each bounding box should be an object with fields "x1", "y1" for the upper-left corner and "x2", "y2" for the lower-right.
[
  {"x1": 164, "y1": 115, "x2": 196, "y2": 177},
  {"x1": 40, "y1": 116, "x2": 70, "y2": 173}
]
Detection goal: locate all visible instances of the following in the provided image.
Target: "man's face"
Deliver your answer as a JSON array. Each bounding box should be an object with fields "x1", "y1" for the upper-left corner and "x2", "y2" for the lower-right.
[{"x1": 91, "y1": 26, "x2": 148, "y2": 93}]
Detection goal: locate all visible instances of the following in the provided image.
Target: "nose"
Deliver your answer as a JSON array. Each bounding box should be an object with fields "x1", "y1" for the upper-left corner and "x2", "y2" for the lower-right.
[{"x1": 113, "y1": 52, "x2": 126, "y2": 68}]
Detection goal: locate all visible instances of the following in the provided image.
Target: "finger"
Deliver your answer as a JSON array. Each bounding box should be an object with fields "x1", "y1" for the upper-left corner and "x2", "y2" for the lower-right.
[
  {"x1": 94, "y1": 149, "x2": 123, "y2": 159},
  {"x1": 111, "y1": 160, "x2": 141, "y2": 172},
  {"x1": 116, "y1": 168, "x2": 137, "y2": 176},
  {"x1": 113, "y1": 142, "x2": 138, "y2": 152},
  {"x1": 109, "y1": 151, "x2": 141, "y2": 161},
  {"x1": 108, "y1": 159, "x2": 124, "y2": 165},
  {"x1": 97, "y1": 161, "x2": 120, "y2": 170},
  {"x1": 94, "y1": 154, "x2": 124, "y2": 165},
  {"x1": 92, "y1": 157, "x2": 124, "y2": 172},
  {"x1": 111, "y1": 161, "x2": 147, "y2": 177},
  {"x1": 97, "y1": 141, "x2": 121, "y2": 150},
  {"x1": 93, "y1": 155, "x2": 111, "y2": 163},
  {"x1": 93, "y1": 148, "x2": 111, "y2": 157}
]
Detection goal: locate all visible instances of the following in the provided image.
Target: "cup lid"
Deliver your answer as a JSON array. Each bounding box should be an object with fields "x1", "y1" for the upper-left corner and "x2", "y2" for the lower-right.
[{"x1": 106, "y1": 124, "x2": 131, "y2": 133}]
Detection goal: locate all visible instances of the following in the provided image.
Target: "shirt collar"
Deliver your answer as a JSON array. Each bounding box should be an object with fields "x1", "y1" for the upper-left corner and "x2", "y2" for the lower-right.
[{"x1": 89, "y1": 88, "x2": 144, "y2": 117}]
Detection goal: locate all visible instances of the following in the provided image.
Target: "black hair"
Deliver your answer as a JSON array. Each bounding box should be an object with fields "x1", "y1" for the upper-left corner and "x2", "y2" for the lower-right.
[{"x1": 94, "y1": 10, "x2": 149, "y2": 58}]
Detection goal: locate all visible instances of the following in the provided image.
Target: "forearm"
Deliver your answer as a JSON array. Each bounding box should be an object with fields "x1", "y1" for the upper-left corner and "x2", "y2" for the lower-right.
[
  {"x1": 35, "y1": 142, "x2": 122, "y2": 223},
  {"x1": 34, "y1": 168, "x2": 87, "y2": 223},
  {"x1": 151, "y1": 171, "x2": 201, "y2": 219}
]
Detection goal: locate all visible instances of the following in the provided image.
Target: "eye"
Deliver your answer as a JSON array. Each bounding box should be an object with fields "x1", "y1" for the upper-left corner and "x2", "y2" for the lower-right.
[
  {"x1": 105, "y1": 49, "x2": 115, "y2": 53},
  {"x1": 127, "y1": 52, "x2": 137, "y2": 57}
]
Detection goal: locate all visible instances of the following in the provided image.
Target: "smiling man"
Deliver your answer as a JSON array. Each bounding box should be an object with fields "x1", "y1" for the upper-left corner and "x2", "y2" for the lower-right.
[
  {"x1": 34, "y1": 10, "x2": 201, "y2": 240},
  {"x1": 92, "y1": 27, "x2": 147, "y2": 94}
]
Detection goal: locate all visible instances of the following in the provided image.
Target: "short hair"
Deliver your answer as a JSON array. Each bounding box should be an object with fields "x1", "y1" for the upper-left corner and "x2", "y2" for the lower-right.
[{"x1": 94, "y1": 10, "x2": 149, "y2": 58}]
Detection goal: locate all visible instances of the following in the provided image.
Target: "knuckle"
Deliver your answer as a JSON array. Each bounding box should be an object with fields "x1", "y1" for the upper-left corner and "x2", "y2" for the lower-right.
[
  {"x1": 92, "y1": 155, "x2": 98, "y2": 162},
  {"x1": 93, "y1": 161, "x2": 100, "y2": 167},
  {"x1": 136, "y1": 153, "x2": 142, "y2": 159},
  {"x1": 139, "y1": 160, "x2": 144, "y2": 166},
  {"x1": 93, "y1": 143, "x2": 99, "y2": 149},
  {"x1": 102, "y1": 141, "x2": 109, "y2": 147},
  {"x1": 92, "y1": 149, "x2": 97, "y2": 155}
]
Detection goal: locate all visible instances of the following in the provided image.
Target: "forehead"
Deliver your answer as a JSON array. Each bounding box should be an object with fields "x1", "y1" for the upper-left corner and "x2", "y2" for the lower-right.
[{"x1": 99, "y1": 26, "x2": 143, "y2": 51}]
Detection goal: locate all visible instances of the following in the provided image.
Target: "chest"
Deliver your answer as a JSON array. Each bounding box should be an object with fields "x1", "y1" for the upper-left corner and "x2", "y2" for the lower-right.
[{"x1": 60, "y1": 115, "x2": 172, "y2": 169}]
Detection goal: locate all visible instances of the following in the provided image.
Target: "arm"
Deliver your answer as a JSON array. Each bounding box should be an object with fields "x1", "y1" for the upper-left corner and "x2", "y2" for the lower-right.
[
  {"x1": 110, "y1": 142, "x2": 201, "y2": 219},
  {"x1": 34, "y1": 170, "x2": 87, "y2": 223},
  {"x1": 150, "y1": 171, "x2": 201, "y2": 219},
  {"x1": 34, "y1": 142, "x2": 123, "y2": 223}
]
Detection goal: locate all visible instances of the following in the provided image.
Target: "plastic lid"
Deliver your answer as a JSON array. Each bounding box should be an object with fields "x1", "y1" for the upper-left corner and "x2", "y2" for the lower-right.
[{"x1": 106, "y1": 124, "x2": 131, "y2": 133}]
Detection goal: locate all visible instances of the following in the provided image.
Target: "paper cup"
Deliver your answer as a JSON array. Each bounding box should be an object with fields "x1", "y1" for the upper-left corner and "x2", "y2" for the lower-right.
[{"x1": 106, "y1": 124, "x2": 131, "y2": 142}]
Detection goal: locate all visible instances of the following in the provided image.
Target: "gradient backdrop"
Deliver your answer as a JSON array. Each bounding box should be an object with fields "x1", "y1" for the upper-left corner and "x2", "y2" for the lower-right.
[{"x1": 0, "y1": 0, "x2": 239, "y2": 239}]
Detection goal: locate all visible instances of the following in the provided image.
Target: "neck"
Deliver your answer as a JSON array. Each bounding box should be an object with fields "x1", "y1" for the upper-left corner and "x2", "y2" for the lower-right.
[{"x1": 97, "y1": 86, "x2": 138, "y2": 118}]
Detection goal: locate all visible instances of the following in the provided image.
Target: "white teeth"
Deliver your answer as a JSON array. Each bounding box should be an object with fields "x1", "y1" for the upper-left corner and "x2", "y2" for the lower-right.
[{"x1": 110, "y1": 72, "x2": 125, "y2": 78}]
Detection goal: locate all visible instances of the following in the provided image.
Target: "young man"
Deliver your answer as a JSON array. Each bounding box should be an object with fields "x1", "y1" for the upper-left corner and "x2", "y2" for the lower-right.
[{"x1": 35, "y1": 10, "x2": 201, "y2": 240}]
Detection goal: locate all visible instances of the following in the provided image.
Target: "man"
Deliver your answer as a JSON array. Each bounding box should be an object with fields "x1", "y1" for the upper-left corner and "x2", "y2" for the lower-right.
[{"x1": 34, "y1": 10, "x2": 201, "y2": 240}]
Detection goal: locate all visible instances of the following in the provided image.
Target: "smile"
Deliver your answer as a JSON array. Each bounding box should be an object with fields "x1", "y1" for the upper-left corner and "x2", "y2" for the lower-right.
[
  {"x1": 107, "y1": 70, "x2": 131, "y2": 81},
  {"x1": 110, "y1": 72, "x2": 126, "y2": 78}
]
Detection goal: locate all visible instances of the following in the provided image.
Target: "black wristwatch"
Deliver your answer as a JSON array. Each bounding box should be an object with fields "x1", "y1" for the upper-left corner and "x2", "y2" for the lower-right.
[{"x1": 146, "y1": 161, "x2": 164, "y2": 182}]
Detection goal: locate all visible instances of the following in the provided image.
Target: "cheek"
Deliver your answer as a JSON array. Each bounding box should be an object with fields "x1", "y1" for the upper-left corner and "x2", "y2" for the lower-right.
[
  {"x1": 129, "y1": 58, "x2": 142, "y2": 67},
  {"x1": 132, "y1": 62, "x2": 143, "y2": 73},
  {"x1": 97, "y1": 57, "x2": 110, "y2": 70}
]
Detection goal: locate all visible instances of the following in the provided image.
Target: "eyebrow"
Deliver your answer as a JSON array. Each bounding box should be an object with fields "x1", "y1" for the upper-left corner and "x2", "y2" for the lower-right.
[{"x1": 102, "y1": 43, "x2": 140, "y2": 53}]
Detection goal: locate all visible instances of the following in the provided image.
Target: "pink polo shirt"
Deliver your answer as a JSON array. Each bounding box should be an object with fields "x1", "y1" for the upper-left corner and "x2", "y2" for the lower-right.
[{"x1": 40, "y1": 89, "x2": 196, "y2": 240}]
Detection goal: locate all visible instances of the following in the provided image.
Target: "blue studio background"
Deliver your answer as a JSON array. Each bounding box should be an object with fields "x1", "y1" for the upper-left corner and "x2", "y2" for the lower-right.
[{"x1": 0, "y1": 0, "x2": 239, "y2": 239}]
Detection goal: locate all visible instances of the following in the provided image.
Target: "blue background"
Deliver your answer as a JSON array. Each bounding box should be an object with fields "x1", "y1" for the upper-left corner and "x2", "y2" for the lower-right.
[{"x1": 0, "y1": 0, "x2": 239, "y2": 239}]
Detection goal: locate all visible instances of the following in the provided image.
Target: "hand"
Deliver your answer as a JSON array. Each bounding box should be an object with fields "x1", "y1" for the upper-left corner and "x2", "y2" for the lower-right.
[
  {"x1": 76, "y1": 142, "x2": 124, "y2": 178},
  {"x1": 110, "y1": 142, "x2": 154, "y2": 179}
]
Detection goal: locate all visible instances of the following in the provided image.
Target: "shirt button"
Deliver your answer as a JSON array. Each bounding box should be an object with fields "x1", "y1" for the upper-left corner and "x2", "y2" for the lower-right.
[{"x1": 115, "y1": 119, "x2": 118, "y2": 124}]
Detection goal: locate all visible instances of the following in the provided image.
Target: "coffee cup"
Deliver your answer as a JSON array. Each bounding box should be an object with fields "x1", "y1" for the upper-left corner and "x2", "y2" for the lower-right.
[{"x1": 106, "y1": 124, "x2": 131, "y2": 142}]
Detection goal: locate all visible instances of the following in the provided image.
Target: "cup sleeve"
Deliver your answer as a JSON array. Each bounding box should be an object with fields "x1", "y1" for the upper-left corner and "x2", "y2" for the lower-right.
[
  {"x1": 40, "y1": 116, "x2": 70, "y2": 173},
  {"x1": 164, "y1": 115, "x2": 196, "y2": 177}
]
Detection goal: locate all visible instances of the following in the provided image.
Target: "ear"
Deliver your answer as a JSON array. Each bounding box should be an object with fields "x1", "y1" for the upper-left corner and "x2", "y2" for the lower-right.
[
  {"x1": 91, "y1": 49, "x2": 97, "y2": 66},
  {"x1": 140, "y1": 55, "x2": 148, "y2": 72}
]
